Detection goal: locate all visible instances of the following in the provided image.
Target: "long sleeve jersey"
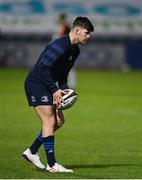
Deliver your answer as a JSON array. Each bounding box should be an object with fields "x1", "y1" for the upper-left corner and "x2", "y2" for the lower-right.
[{"x1": 26, "y1": 35, "x2": 80, "y2": 93}]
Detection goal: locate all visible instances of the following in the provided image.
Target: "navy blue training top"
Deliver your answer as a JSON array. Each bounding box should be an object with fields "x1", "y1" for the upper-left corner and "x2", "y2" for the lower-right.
[{"x1": 26, "y1": 35, "x2": 80, "y2": 93}]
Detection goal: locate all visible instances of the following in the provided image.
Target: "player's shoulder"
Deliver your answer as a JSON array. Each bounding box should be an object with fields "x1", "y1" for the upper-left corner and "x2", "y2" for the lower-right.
[
  {"x1": 56, "y1": 35, "x2": 71, "y2": 50},
  {"x1": 49, "y1": 35, "x2": 70, "y2": 53}
]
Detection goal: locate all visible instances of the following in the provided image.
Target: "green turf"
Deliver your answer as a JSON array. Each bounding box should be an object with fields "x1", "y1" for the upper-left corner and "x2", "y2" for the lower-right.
[{"x1": 0, "y1": 69, "x2": 142, "y2": 179}]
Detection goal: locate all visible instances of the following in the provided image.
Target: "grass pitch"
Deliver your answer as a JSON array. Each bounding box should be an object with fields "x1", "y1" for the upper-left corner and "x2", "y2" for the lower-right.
[{"x1": 0, "y1": 69, "x2": 142, "y2": 179}]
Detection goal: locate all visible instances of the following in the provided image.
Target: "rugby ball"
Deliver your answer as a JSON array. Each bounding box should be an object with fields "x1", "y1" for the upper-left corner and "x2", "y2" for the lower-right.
[{"x1": 56, "y1": 89, "x2": 78, "y2": 110}]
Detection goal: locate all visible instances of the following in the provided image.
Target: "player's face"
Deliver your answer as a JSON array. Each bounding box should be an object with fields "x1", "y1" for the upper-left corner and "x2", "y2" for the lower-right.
[{"x1": 77, "y1": 28, "x2": 91, "y2": 44}]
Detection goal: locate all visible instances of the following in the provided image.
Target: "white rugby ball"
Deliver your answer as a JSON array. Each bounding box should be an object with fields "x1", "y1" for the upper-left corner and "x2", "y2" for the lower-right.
[{"x1": 56, "y1": 89, "x2": 78, "y2": 110}]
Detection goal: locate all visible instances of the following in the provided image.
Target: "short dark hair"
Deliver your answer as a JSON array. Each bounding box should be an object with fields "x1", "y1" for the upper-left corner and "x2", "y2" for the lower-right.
[{"x1": 72, "y1": 16, "x2": 94, "y2": 32}]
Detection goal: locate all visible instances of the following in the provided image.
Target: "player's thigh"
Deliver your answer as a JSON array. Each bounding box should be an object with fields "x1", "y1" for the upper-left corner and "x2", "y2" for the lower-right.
[
  {"x1": 35, "y1": 105, "x2": 56, "y2": 124},
  {"x1": 35, "y1": 105, "x2": 57, "y2": 136},
  {"x1": 34, "y1": 105, "x2": 55, "y2": 120}
]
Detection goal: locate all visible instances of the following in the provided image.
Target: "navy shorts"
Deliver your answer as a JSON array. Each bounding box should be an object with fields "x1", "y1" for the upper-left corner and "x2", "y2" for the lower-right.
[{"x1": 24, "y1": 79, "x2": 53, "y2": 107}]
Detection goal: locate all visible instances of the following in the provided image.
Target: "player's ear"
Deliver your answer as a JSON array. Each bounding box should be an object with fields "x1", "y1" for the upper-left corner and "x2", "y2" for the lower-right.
[{"x1": 76, "y1": 28, "x2": 80, "y2": 36}]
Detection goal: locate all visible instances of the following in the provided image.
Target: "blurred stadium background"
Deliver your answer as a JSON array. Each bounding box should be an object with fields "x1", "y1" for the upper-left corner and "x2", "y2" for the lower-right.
[
  {"x1": 0, "y1": 0, "x2": 142, "y2": 179},
  {"x1": 0, "y1": 0, "x2": 142, "y2": 70}
]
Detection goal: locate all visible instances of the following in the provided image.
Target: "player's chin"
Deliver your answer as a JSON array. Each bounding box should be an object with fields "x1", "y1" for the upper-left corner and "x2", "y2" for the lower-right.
[{"x1": 82, "y1": 39, "x2": 88, "y2": 44}]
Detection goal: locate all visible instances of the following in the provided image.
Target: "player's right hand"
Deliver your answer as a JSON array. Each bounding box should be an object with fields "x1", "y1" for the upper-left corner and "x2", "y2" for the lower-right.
[{"x1": 53, "y1": 89, "x2": 66, "y2": 106}]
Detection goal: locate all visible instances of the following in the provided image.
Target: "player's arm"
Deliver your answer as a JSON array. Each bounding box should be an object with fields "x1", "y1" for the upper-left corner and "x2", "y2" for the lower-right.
[
  {"x1": 58, "y1": 75, "x2": 69, "y2": 90},
  {"x1": 58, "y1": 47, "x2": 80, "y2": 90},
  {"x1": 39, "y1": 64, "x2": 66, "y2": 105},
  {"x1": 38, "y1": 43, "x2": 67, "y2": 104},
  {"x1": 38, "y1": 43, "x2": 65, "y2": 94}
]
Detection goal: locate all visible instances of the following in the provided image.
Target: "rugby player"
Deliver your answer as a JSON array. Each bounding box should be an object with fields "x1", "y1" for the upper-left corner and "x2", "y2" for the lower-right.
[{"x1": 22, "y1": 16, "x2": 94, "y2": 173}]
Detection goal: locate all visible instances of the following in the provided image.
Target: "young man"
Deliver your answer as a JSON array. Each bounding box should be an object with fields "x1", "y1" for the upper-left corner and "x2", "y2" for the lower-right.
[{"x1": 22, "y1": 16, "x2": 94, "y2": 173}]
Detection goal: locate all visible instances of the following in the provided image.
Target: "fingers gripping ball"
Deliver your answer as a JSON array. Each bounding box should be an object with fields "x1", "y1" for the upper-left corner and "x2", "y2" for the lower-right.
[{"x1": 56, "y1": 89, "x2": 78, "y2": 110}]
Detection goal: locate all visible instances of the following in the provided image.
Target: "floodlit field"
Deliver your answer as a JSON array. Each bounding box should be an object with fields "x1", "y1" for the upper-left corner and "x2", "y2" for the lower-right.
[{"x1": 0, "y1": 69, "x2": 142, "y2": 179}]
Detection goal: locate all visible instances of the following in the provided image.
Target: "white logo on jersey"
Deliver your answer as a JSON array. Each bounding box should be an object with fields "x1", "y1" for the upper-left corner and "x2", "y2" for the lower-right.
[
  {"x1": 41, "y1": 96, "x2": 49, "y2": 102},
  {"x1": 31, "y1": 96, "x2": 36, "y2": 102}
]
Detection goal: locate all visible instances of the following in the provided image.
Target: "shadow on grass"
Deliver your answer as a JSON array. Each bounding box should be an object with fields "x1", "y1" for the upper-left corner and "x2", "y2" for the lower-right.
[
  {"x1": 67, "y1": 163, "x2": 142, "y2": 169},
  {"x1": 31, "y1": 163, "x2": 142, "y2": 179}
]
